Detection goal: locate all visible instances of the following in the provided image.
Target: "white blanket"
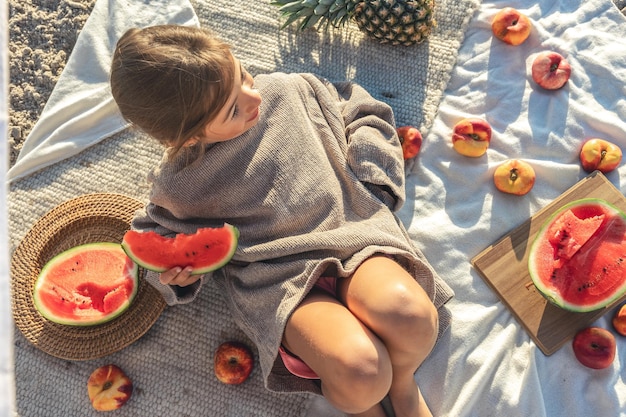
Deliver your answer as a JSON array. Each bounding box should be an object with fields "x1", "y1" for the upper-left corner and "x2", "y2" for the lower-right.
[
  {"x1": 7, "y1": 0, "x2": 626, "y2": 416},
  {"x1": 403, "y1": 1, "x2": 626, "y2": 417}
]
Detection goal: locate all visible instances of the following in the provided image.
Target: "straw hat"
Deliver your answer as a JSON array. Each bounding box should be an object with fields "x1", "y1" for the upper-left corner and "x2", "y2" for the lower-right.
[{"x1": 10, "y1": 193, "x2": 167, "y2": 360}]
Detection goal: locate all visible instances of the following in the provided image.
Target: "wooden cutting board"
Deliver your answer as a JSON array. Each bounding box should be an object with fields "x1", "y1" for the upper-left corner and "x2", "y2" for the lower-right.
[{"x1": 471, "y1": 171, "x2": 626, "y2": 355}]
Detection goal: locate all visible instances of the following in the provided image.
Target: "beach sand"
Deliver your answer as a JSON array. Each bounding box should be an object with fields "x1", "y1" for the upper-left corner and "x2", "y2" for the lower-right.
[{"x1": 8, "y1": 0, "x2": 95, "y2": 167}]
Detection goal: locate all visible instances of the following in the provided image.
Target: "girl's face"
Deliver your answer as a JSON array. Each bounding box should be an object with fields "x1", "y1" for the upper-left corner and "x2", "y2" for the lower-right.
[{"x1": 192, "y1": 58, "x2": 262, "y2": 145}]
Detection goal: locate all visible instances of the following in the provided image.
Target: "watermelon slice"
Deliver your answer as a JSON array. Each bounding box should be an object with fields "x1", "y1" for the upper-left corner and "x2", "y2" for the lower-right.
[
  {"x1": 121, "y1": 225, "x2": 239, "y2": 275},
  {"x1": 528, "y1": 198, "x2": 626, "y2": 312},
  {"x1": 33, "y1": 242, "x2": 139, "y2": 326}
]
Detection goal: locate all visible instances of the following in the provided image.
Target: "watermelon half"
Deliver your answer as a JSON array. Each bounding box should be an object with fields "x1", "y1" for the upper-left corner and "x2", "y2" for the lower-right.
[
  {"x1": 33, "y1": 242, "x2": 139, "y2": 326},
  {"x1": 121, "y1": 225, "x2": 239, "y2": 275},
  {"x1": 528, "y1": 198, "x2": 626, "y2": 312}
]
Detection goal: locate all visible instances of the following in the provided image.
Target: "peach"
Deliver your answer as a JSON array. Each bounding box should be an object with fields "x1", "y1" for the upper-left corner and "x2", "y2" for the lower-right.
[
  {"x1": 396, "y1": 125, "x2": 423, "y2": 160},
  {"x1": 579, "y1": 138, "x2": 622, "y2": 174},
  {"x1": 451, "y1": 118, "x2": 492, "y2": 157},
  {"x1": 87, "y1": 364, "x2": 133, "y2": 411},
  {"x1": 491, "y1": 7, "x2": 532, "y2": 46},
  {"x1": 493, "y1": 159, "x2": 536, "y2": 196},
  {"x1": 531, "y1": 51, "x2": 571, "y2": 90},
  {"x1": 572, "y1": 327, "x2": 616, "y2": 370},
  {"x1": 612, "y1": 304, "x2": 626, "y2": 337}
]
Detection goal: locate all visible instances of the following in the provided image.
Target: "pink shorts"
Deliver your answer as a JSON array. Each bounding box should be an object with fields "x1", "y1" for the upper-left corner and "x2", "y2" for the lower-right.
[{"x1": 278, "y1": 276, "x2": 337, "y2": 379}]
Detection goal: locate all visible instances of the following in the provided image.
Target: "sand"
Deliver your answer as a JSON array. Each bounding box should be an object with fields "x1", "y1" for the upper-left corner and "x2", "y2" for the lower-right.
[
  {"x1": 7, "y1": 0, "x2": 626, "y2": 168},
  {"x1": 8, "y1": 0, "x2": 95, "y2": 167}
]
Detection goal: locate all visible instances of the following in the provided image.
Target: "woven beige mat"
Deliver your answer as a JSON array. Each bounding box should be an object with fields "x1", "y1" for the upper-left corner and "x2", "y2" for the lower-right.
[{"x1": 8, "y1": 0, "x2": 480, "y2": 415}]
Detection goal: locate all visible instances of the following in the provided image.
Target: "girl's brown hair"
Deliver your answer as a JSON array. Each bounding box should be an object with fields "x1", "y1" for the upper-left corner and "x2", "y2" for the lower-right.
[{"x1": 110, "y1": 25, "x2": 235, "y2": 158}]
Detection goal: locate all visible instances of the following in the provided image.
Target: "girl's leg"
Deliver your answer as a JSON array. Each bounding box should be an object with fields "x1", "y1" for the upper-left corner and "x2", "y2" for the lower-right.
[
  {"x1": 337, "y1": 255, "x2": 439, "y2": 417},
  {"x1": 282, "y1": 289, "x2": 391, "y2": 416}
]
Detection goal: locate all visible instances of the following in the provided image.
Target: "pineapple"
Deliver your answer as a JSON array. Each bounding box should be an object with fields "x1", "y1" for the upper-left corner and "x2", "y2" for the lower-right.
[{"x1": 271, "y1": 0, "x2": 436, "y2": 46}]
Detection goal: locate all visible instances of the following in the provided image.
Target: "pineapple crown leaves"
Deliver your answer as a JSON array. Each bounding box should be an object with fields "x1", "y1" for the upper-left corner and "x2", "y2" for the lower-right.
[
  {"x1": 271, "y1": 0, "x2": 358, "y2": 32},
  {"x1": 272, "y1": 0, "x2": 436, "y2": 46}
]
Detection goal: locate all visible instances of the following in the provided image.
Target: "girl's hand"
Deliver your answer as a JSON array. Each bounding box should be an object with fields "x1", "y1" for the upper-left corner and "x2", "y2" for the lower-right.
[{"x1": 159, "y1": 266, "x2": 198, "y2": 287}]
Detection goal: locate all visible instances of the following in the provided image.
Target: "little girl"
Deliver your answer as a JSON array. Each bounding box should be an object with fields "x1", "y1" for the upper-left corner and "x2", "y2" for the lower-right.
[{"x1": 110, "y1": 25, "x2": 453, "y2": 417}]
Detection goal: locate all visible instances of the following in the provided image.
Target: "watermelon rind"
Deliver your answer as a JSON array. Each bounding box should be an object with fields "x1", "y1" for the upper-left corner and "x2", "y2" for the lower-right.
[
  {"x1": 528, "y1": 198, "x2": 626, "y2": 312},
  {"x1": 33, "y1": 242, "x2": 139, "y2": 326},
  {"x1": 121, "y1": 224, "x2": 239, "y2": 275}
]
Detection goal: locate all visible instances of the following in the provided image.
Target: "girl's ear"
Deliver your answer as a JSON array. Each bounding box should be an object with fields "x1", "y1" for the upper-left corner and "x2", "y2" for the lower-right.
[{"x1": 183, "y1": 137, "x2": 200, "y2": 147}]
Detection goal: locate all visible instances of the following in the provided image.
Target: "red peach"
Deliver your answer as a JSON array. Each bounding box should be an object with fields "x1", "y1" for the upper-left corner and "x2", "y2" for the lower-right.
[
  {"x1": 531, "y1": 51, "x2": 571, "y2": 90},
  {"x1": 396, "y1": 126, "x2": 423, "y2": 160},
  {"x1": 572, "y1": 327, "x2": 616, "y2": 370}
]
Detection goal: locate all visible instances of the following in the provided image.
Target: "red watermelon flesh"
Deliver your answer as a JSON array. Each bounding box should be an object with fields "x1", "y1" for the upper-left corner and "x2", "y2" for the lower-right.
[
  {"x1": 528, "y1": 198, "x2": 626, "y2": 312},
  {"x1": 33, "y1": 242, "x2": 138, "y2": 326},
  {"x1": 546, "y1": 208, "x2": 604, "y2": 268},
  {"x1": 121, "y1": 225, "x2": 239, "y2": 275}
]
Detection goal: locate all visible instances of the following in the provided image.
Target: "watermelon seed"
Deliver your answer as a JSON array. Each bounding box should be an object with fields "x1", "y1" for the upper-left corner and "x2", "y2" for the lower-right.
[{"x1": 578, "y1": 282, "x2": 597, "y2": 291}]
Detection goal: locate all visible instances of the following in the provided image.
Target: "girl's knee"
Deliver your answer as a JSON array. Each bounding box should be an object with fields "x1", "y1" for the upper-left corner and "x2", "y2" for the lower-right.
[
  {"x1": 344, "y1": 283, "x2": 440, "y2": 368},
  {"x1": 343, "y1": 256, "x2": 439, "y2": 347},
  {"x1": 321, "y1": 336, "x2": 392, "y2": 413},
  {"x1": 334, "y1": 336, "x2": 392, "y2": 390},
  {"x1": 381, "y1": 283, "x2": 439, "y2": 348}
]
